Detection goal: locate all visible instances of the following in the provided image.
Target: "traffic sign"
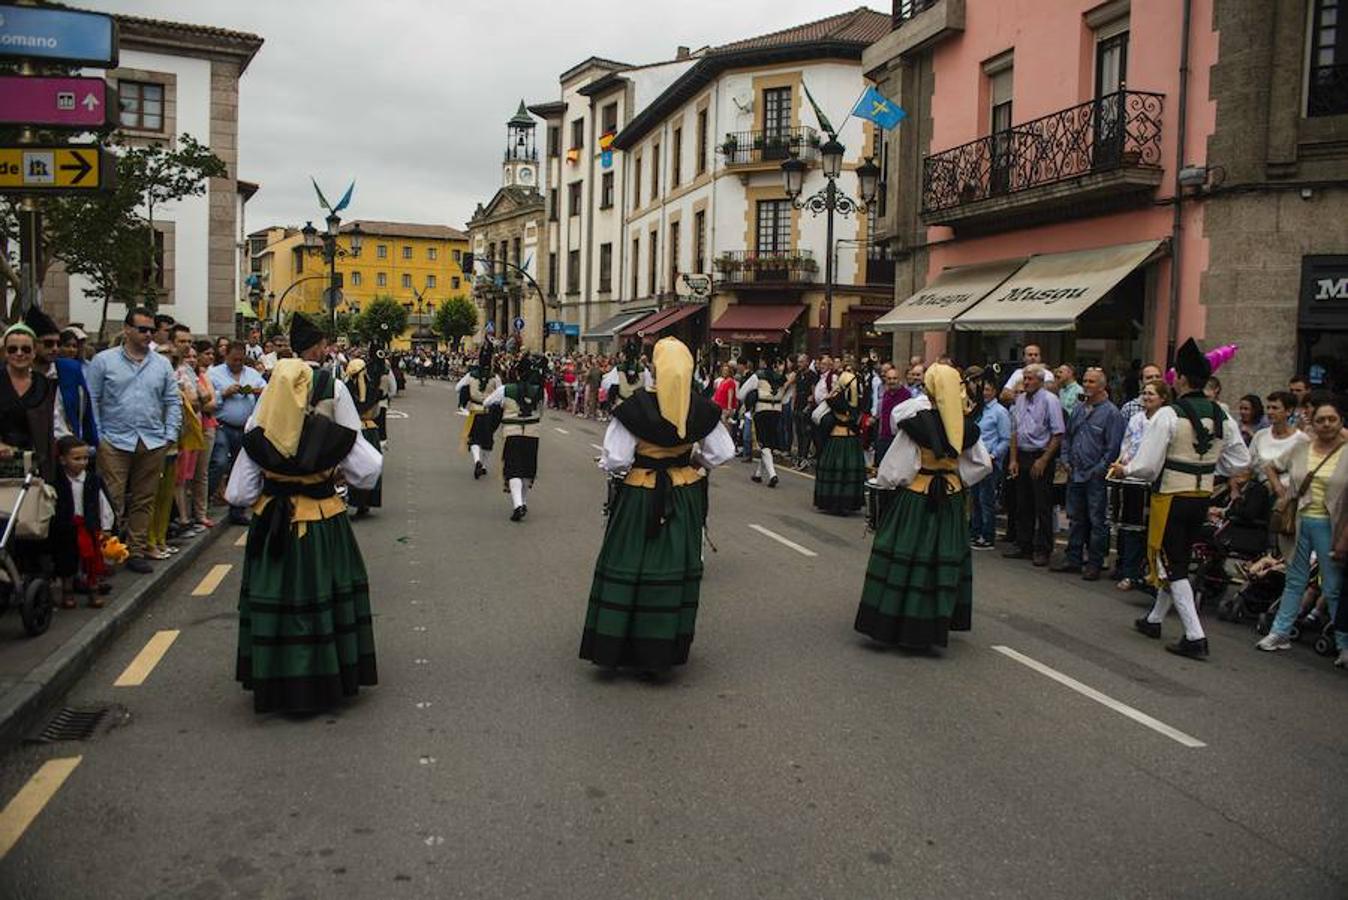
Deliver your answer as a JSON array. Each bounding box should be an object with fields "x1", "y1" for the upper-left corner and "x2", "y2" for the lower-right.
[
  {"x1": 0, "y1": 146, "x2": 111, "y2": 193},
  {"x1": 484, "y1": 320, "x2": 495, "y2": 335},
  {"x1": 513, "y1": 316, "x2": 525, "y2": 332},
  {"x1": 0, "y1": 4, "x2": 118, "y2": 67},
  {"x1": 323, "y1": 287, "x2": 343, "y2": 310},
  {"x1": 0, "y1": 76, "x2": 113, "y2": 128}
]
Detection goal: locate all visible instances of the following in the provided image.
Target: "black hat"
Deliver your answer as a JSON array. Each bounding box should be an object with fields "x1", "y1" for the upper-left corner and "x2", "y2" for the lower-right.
[
  {"x1": 1173, "y1": 338, "x2": 1211, "y2": 383},
  {"x1": 23, "y1": 306, "x2": 59, "y2": 338},
  {"x1": 289, "y1": 313, "x2": 324, "y2": 354}
]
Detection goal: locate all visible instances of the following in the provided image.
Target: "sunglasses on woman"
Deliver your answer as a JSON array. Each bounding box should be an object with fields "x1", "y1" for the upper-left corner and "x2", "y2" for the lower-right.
[{"x1": 5, "y1": 345, "x2": 33, "y2": 355}]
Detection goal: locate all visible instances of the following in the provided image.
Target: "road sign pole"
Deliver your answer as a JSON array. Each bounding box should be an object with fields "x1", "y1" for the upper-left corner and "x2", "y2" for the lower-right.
[{"x1": 17, "y1": 198, "x2": 41, "y2": 314}]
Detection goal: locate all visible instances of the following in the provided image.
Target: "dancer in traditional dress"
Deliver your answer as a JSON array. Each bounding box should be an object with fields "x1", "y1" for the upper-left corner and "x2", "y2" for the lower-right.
[
  {"x1": 484, "y1": 351, "x2": 547, "y2": 521},
  {"x1": 580, "y1": 337, "x2": 734, "y2": 673},
  {"x1": 458, "y1": 345, "x2": 501, "y2": 479},
  {"x1": 812, "y1": 368, "x2": 866, "y2": 514},
  {"x1": 1109, "y1": 338, "x2": 1250, "y2": 660},
  {"x1": 225, "y1": 351, "x2": 382, "y2": 713},
  {"x1": 343, "y1": 356, "x2": 383, "y2": 516},
  {"x1": 855, "y1": 363, "x2": 992, "y2": 651},
  {"x1": 740, "y1": 356, "x2": 787, "y2": 488}
]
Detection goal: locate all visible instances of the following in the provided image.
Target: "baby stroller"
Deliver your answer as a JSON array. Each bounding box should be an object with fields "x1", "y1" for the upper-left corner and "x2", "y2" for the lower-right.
[
  {"x1": 1253, "y1": 560, "x2": 1340, "y2": 657},
  {"x1": 1192, "y1": 481, "x2": 1272, "y2": 612},
  {"x1": 0, "y1": 472, "x2": 54, "y2": 637},
  {"x1": 1216, "y1": 554, "x2": 1284, "y2": 626}
]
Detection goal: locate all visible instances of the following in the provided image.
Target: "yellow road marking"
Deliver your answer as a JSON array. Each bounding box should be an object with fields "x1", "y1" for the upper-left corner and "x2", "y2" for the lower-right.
[
  {"x1": 113, "y1": 630, "x2": 180, "y2": 687},
  {"x1": 0, "y1": 756, "x2": 82, "y2": 858},
  {"x1": 234, "y1": 532, "x2": 248, "y2": 547},
  {"x1": 191, "y1": 564, "x2": 232, "y2": 597}
]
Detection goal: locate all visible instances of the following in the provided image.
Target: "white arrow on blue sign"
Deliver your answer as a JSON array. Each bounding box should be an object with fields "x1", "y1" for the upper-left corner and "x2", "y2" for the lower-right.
[
  {"x1": 513, "y1": 316, "x2": 525, "y2": 332},
  {"x1": 484, "y1": 321, "x2": 495, "y2": 335}
]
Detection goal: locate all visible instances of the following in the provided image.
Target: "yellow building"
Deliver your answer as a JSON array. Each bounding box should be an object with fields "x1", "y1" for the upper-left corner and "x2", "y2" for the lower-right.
[{"x1": 249, "y1": 220, "x2": 471, "y2": 347}]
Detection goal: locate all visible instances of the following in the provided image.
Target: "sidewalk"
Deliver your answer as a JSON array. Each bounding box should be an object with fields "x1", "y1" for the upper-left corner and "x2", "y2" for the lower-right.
[{"x1": 0, "y1": 521, "x2": 233, "y2": 749}]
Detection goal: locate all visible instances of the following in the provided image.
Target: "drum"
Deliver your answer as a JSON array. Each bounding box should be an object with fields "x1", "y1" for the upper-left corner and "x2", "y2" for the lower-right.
[
  {"x1": 1108, "y1": 478, "x2": 1150, "y2": 532},
  {"x1": 864, "y1": 479, "x2": 897, "y2": 533}
]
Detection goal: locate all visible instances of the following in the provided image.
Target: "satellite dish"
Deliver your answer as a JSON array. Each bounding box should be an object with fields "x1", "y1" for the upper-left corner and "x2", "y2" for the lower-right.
[{"x1": 731, "y1": 95, "x2": 753, "y2": 115}]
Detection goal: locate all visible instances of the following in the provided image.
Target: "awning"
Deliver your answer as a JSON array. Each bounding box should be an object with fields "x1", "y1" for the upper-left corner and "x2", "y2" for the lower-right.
[
  {"x1": 620, "y1": 303, "x2": 704, "y2": 340},
  {"x1": 581, "y1": 309, "x2": 653, "y2": 341},
  {"x1": 709, "y1": 304, "x2": 806, "y2": 343},
  {"x1": 873, "y1": 258, "x2": 1026, "y2": 332},
  {"x1": 953, "y1": 239, "x2": 1166, "y2": 332}
]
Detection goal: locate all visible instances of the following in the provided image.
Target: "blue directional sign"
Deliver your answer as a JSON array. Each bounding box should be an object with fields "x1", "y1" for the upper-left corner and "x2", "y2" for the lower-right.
[
  {"x1": 0, "y1": 4, "x2": 118, "y2": 67},
  {"x1": 484, "y1": 320, "x2": 495, "y2": 335},
  {"x1": 545, "y1": 320, "x2": 565, "y2": 335},
  {"x1": 513, "y1": 316, "x2": 525, "y2": 332}
]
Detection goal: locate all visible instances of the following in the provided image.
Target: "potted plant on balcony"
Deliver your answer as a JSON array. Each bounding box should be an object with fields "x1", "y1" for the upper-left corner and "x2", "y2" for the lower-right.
[
  {"x1": 801, "y1": 256, "x2": 819, "y2": 275},
  {"x1": 713, "y1": 254, "x2": 739, "y2": 275},
  {"x1": 720, "y1": 134, "x2": 738, "y2": 157},
  {"x1": 765, "y1": 135, "x2": 786, "y2": 158},
  {"x1": 807, "y1": 132, "x2": 821, "y2": 150},
  {"x1": 752, "y1": 134, "x2": 765, "y2": 151}
]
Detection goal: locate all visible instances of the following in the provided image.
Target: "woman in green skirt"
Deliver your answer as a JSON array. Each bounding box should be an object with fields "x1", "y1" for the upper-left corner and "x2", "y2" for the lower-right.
[
  {"x1": 342, "y1": 356, "x2": 384, "y2": 516},
  {"x1": 580, "y1": 337, "x2": 735, "y2": 673},
  {"x1": 855, "y1": 363, "x2": 992, "y2": 652},
  {"x1": 225, "y1": 355, "x2": 383, "y2": 713},
  {"x1": 812, "y1": 369, "x2": 866, "y2": 514}
]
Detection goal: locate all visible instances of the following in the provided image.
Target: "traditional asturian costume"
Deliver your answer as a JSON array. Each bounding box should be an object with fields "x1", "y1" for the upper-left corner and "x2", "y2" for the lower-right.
[
  {"x1": 1121, "y1": 338, "x2": 1249, "y2": 660},
  {"x1": 854, "y1": 364, "x2": 992, "y2": 651},
  {"x1": 812, "y1": 370, "x2": 866, "y2": 514},
  {"x1": 738, "y1": 361, "x2": 787, "y2": 488},
  {"x1": 343, "y1": 357, "x2": 383, "y2": 514},
  {"x1": 225, "y1": 348, "x2": 383, "y2": 713},
  {"x1": 483, "y1": 352, "x2": 546, "y2": 521},
  {"x1": 580, "y1": 337, "x2": 735, "y2": 672},
  {"x1": 457, "y1": 346, "x2": 502, "y2": 479},
  {"x1": 602, "y1": 342, "x2": 649, "y2": 413}
]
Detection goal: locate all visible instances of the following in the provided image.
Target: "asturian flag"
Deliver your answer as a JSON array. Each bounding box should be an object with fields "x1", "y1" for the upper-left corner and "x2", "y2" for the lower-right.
[{"x1": 853, "y1": 87, "x2": 907, "y2": 130}]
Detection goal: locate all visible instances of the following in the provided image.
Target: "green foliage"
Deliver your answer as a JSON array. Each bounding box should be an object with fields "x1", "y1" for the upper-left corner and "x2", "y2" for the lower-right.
[
  {"x1": 356, "y1": 295, "x2": 408, "y2": 346},
  {"x1": 432, "y1": 296, "x2": 478, "y2": 350}
]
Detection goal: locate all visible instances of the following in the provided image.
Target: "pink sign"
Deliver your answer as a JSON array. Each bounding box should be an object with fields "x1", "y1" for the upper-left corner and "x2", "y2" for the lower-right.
[{"x1": 0, "y1": 77, "x2": 110, "y2": 128}]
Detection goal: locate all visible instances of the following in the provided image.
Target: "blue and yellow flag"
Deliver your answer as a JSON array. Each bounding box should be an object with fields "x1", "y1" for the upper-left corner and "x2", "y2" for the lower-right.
[{"x1": 852, "y1": 87, "x2": 907, "y2": 130}]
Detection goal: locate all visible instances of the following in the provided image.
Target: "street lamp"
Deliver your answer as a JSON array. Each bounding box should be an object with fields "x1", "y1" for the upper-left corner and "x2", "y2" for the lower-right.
[
  {"x1": 298, "y1": 206, "x2": 360, "y2": 377},
  {"x1": 300, "y1": 220, "x2": 320, "y2": 250},
  {"x1": 781, "y1": 143, "x2": 880, "y2": 355}
]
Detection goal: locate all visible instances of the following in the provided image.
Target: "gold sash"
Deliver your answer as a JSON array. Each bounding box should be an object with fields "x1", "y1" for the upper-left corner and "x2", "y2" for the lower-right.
[{"x1": 623, "y1": 440, "x2": 704, "y2": 489}]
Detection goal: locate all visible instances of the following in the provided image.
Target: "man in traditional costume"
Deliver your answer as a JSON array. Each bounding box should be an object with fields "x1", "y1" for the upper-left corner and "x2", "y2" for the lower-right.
[
  {"x1": 812, "y1": 368, "x2": 866, "y2": 514},
  {"x1": 483, "y1": 351, "x2": 547, "y2": 521},
  {"x1": 1110, "y1": 338, "x2": 1250, "y2": 660},
  {"x1": 225, "y1": 347, "x2": 382, "y2": 713},
  {"x1": 855, "y1": 364, "x2": 992, "y2": 651},
  {"x1": 580, "y1": 337, "x2": 735, "y2": 673},
  {"x1": 343, "y1": 356, "x2": 383, "y2": 516},
  {"x1": 456, "y1": 345, "x2": 501, "y2": 479},
  {"x1": 602, "y1": 341, "x2": 649, "y2": 413},
  {"x1": 736, "y1": 356, "x2": 788, "y2": 488}
]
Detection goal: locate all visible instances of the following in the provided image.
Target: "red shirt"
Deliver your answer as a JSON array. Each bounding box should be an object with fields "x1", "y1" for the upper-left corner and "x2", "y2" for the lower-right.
[{"x1": 713, "y1": 377, "x2": 738, "y2": 411}]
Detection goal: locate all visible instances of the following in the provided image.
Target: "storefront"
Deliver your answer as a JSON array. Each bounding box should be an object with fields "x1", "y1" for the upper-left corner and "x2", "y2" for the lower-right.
[
  {"x1": 708, "y1": 303, "x2": 807, "y2": 365},
  {"x1": 581, "y1": 309, "x2": 654, "y2": 350},
  {"x1": 1298, "y1": 255, "x2": 1348, "y2": 393},
  {"x1": 620, "y1": 303, "x2": 709, "y2": 353}
]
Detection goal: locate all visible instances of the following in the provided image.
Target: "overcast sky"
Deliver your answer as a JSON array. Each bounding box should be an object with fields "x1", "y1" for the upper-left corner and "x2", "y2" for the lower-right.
[{"x1": 82, "y1": 1, "x2": 874, "y2": 232}]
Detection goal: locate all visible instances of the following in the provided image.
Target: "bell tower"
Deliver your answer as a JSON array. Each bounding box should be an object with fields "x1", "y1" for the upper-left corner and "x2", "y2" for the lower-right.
[{"x1": 503, "y1": 101, "x2": 538, "y2": 191}]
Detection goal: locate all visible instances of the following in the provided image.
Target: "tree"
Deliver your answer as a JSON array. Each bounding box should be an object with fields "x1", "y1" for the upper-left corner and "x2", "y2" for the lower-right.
[
  {"x1": 432, "y1": 296, "x2": 478, "y2": 351},
  {"x1": 357, "y1": 295, "x2": 408, "y2": 348}
]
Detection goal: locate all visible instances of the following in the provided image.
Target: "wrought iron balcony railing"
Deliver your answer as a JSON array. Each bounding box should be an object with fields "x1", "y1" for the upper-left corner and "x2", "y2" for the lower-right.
[
  {"x1": 713, "y1": 249, "x2": 818, "y2": 285},
  {"x1": 719, "y1": 126, "x2": 821, "y2": 167},
  {"x1": 1308, "y1": 63, "x2": 1348, "y2": 117},
  {"x1": 922, "y1": 90, "x2": 1164, "y2": 214},
  {"x1": 893, "y1": 0, "x2": 940, "y2": 27}
]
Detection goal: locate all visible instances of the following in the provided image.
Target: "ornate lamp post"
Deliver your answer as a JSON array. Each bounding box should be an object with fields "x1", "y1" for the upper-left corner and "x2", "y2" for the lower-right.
[
  {"x1": 299, "y1": 216, "x2": 363, "y2": 374},
  {"x1": 782, "y1": 143, "x2": 880, "y2": 355}
]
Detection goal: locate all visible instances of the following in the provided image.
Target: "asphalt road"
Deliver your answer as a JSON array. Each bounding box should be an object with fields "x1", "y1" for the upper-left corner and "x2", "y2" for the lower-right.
[{"x1": 0, "y1": 382, "x2": 1345, "y2": 899}]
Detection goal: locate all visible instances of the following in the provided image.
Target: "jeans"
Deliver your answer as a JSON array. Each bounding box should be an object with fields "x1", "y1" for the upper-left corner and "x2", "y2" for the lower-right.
[
  {"x1": 969, "y1": 460, "x2": 1000, "y2": 542},
  {"x1": 1014, "y1": 449, "x2": 1055, "y2": 554},
  {"x1": 779, "y1": 406, "x2": 794, "y2": 452},
  {"x1": 740, "y1": 414, "x2": 754, "y2": 459},
  {"x1": 1270, "y1": 516, "x2": 1347, "y2": 648},
  {"x1": 1065, "y1": 477, "x2": 1110, "y2": 568},
  {"x1": 209, "y1": 423, "x2": 245, "y2": 516},
  {"x1": 1116, "y1": 530, "x2": 1146, "y2": 582}
]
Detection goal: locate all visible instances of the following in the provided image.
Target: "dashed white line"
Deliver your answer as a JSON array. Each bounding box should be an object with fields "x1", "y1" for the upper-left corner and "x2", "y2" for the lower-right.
[
  {"x1": 590, "y1": 443, "x2": 604, "y2": 452},
  {"x1": 748, "y1": 523, "x2": 818, "y2": 558},
  {"x1": 991, "y1": 645, "x2": 1207, "y2": 749},
  {"x1": 554, "y1": 427, "x2": 570, "y2": 435}
]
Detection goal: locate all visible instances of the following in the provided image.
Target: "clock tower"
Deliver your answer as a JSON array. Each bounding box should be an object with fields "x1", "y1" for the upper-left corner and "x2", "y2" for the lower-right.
[{"x1": 503, "y1": 101, "x2": 538, "y2": 191}]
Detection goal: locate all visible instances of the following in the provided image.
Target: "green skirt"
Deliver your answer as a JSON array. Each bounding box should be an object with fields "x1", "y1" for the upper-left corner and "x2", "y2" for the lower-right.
[
  {"x1": 236, "y1": 513, "x2": 378, "y2": 713},
  {"x1": 580, "y1": 482, "x2": 705, "y2": 669},
  {"x1": 814, "y1": 434, "x2": 865, "y2": 513},
  {"x1": 854, "y1": 488, "x2": 972, "y2": 650}
]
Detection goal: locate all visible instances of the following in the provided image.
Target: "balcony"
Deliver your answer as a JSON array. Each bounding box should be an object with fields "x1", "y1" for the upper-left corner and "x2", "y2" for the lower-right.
[
  {"x1": 865, "y1": 0, "x2": 963, "y2": 73},
  {"x1": 713, "y1": 249, "x2": 817, "y2": 287},
  {"x1": 893, "y1": 0, "x2": 940, "y2": 26},
  {"x1": 921, "y1": 90, "x2": 1165, "y2": 233},
  {"x1": 720, "y1": 127, "x2": 820, "y2": 169}
]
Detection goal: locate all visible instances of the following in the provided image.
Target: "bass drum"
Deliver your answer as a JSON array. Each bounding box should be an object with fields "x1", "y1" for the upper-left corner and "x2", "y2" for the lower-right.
[
  {"x1": 864, "y1": 479, "x2": 897, "y2": 533},
  {"x1": 1108, "y1": 478, "x2": 1150, "y2": 533}
]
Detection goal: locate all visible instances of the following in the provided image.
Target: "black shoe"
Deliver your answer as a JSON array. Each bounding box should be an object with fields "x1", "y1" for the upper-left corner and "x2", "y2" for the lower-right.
[
  {"x1": 1133, "y1": 617, "x2": 1162, "y2": 639},
  {"x1": 511, "y1": 505, "x2": 527, "y2": 522},
  {"x1": 751, "y1": 474, "x2": 762, "y2": 483},
  {"x1": 768, "y1": 476, "x2": 778, "y2": 488},
  {"x1": 228, "y1": 514, "x2": 250, "y2": 526},
  {"x1": 1002, "y1": 548, "x2": 1032, "y2": 560},
  {"x1": 1165, "y1": 636, "x2": 1209, "y2": 660},
  {"x1": 1082, "y1": 565, "x2": 1102, "y2": 582},
  {"x1": 125, "y1": 557, "x2": 154, "y2": 575},
  {"x1": 474, "y1": 462, "x2": 485, "y2": 480},
  {"x1": 1050, "y1": 560, "x2": 1083, "y2": 574}
]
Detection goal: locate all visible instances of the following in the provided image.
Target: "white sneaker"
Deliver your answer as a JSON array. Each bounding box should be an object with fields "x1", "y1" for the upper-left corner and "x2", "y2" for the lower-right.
[
  {"x1": 1255, "y1": 633, "x2": 1293, "y2": 652},
  {"x1": 1335, "y1": 650, "x2": 1348, "y2": 669}
]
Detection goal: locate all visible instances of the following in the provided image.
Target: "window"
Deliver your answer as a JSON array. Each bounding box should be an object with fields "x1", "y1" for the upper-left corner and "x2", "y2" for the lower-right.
[
  {"x1": 377, "y1": 244, "x2": 388, "y2": 259},
  {"x1": 633, "y1": 157, "x2": 642, "y2": 208},
  {"x1": 567, "y1": 249, "x2": 580, "y2": 294},
  {"x1": 648, "y1": 230, "x2": 658, "y2": 295},
  {"x1": 547, "y1": 125, "x2": 561, "y2": 157},
  {"x1": 567, "y1": 181, "x2": 582, "y2": 217},
  {"x1": 426, "y1": 274, "x2": 437, "y2": 289},
  {"x1": 292, "y1": 247, "x2": 304, "y2": 275},
  {"x1": 599, "y1": 242, "x2": 613, "y2": 292},
  {"x1": 1310, "y1": 0, "x2": 1348, "y2": 116},
  {"x1": 452, "y1": 276, "x2": 460, "y2": 290},
  {"x1": 548, "y1": 252, "x2": 558, "y2": 297},
  {"x1": 1094, "y1": 24, "x2": 1129, "y2": 167},
  {"x1": 631, "y1": 237, "x2": 640, "y2": 298},
  {"x1": 756, "y1": 200, "x2": 790, "y2": 253},
  {"x1": 696, "y1": 108, "x2": 708, "y2": 175},
  {"x1": 986, "y1": 56, "x2": 1014, "y2": 193},
  {"x1": 402, "y1": 245, "x2": 413, "y2": 259},
  {"x1": 600, "y1": 172, "x2": 614, "y2": 208},
  {"x1": 570, "y1": 118, "x2": 585, "y2": 149},
  {"x1": 118, "y1": 81, "x2": 164, "y2": 131},
  {"x1": 401, "y1": 273, "x2": 412, "y2": 289},
  {"x1": 669, "y1": 222, "x2": 680, "y2": 283},
  {"x1": 694, "y1": 210, "x2": 706, "y2": 273},
  {"x1": 452, "y1": 249, "x2": 462, "y2": 264},
  {"x1": 601, "y1": 102, "x2": 618, "y2": 135},
  {"x1": 651, "y1": 142, "x2": 660, "y2": 198},
  {"x1": 428, "y1": 246, "x2": 438, "y2": 261},
  {"x1": 671, "y1": 128, "x2": 682, "y2": 187},
  {"x1": 549, "y1": 187, "x2": 559, "y2": 221},
  {"x1": 351, "y1": 271, "x2": 362, "y2": 287},
  {"x1": 763, "y1": 87, "x2": 792, "y2": 140},
  {"x1": 377, "y1": 272, "x2": 387, "y2": 287}
]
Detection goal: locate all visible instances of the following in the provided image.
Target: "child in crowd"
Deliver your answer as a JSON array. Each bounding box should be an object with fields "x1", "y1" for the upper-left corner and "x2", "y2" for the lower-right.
[{"x1": 51, "y1": 435, "x2": 115, "y2": 608}]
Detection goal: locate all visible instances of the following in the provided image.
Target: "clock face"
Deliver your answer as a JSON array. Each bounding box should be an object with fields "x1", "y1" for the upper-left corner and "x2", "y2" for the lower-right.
[{"x1": 519, "y1": 166, "x2": 534, "y2": 184}]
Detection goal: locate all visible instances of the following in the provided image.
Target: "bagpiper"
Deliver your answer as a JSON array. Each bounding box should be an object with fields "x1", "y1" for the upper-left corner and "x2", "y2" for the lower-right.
[
  {"x1": 484, "y1": 351, "x2": 547, "y2": 521},
  {"x1": 457, "y1": 344, "x2": 501, "y2": 479},
  {"x1": 737, "y1": 355, "x2": 788, "y2": 488}
]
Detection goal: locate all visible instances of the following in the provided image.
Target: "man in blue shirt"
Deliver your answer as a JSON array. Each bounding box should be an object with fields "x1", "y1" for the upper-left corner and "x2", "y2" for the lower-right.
[
  {"x1": 968, "y1": 374, "x2": 1010, "y2": 549},
  {"x1": 86, "y1": 307, "x2": 183, "y2": 574},
  {"x1": 1053, "y1": 367, "x2": 1124, "y2": 580},
  {"x1": 208, "y1": 340, "x2": 268, "y2": 525},
  {"x1": 1003, "y1": 364, "x2": 1065, "y2": 566}
]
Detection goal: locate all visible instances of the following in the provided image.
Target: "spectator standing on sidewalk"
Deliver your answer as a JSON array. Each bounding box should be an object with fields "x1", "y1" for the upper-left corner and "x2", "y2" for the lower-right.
[
  {"x1": 969, "y1": 376, "x2": 1009, "y2": 549},
  {"x1": 1005, "y1": 344, "x2": 1056, "y2": 392},
  {"x1": 874, "y1": 366, "x2": 911, "y2": 466},
  {"x1": 1004, "y1": 364, "x2": 1065, "y2": 566},
  {"x1": 1053, "y1": 367, "x2": 1124, "y2": 580},
  {"x1": 85, "y1": 308, "x2": 182, "y2": 574},
  {"x1": 209, "y1": 341, "x2": 266, "y2": 525},
  {"x1": 1055, "y1": 364, "x2": 1084, "y2": 417},
  {"x1": 191, "y1": 341, "x2": 218, "y2": 528}
]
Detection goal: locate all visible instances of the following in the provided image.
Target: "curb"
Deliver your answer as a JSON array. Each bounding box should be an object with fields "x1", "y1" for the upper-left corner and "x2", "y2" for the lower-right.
[{"x1": 0, "y1": 522, "x2": 234, "y2": 750}]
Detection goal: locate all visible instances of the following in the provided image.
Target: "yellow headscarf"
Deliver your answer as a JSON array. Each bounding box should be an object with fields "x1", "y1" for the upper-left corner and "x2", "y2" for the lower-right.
[
  {"x1": 345, "y1": 357, "x2": 368, "y2": 404},
  {"x1": 835, "y1": 370, "x2": 859, "y2": 407},
  {"x1": 651, "y1": 337, "x2": 693, "y2": 438},
  {"x1": 253, "y1": 358, "x2": 310, "y2": 459},
  {"x1": 923, "y1": 362, "x2": 964, "y2": 453}
]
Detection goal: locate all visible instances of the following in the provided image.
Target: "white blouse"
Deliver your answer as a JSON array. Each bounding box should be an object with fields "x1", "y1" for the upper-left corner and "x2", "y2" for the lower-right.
[
  {"x1": 875, "y1": 396, "x2": 994, "y2": 490},
  {"x1": 599, "y1": 417, "x2": 736, "y2": 475}
]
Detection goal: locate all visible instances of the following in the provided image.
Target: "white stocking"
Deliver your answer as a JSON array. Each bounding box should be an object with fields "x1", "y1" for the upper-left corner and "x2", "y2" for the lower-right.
[
  {"x1": 471, "y1": 445, "x2": 482, "y2": 465},
  {"x1": 753, "y1": 456, "x2": 764, "y2": 480},
  {"x1": 509, "y1": 477, "x2": 525, "y2": 509},
  {"x1": 1169, "y1": 578, "x2": 1205, "y2": 640},
  {"x1": 761, "y1": 447, "x2": 777, "y2": 480},
  {"x1": 1146, "y1": 586, "x2": 1173, "y2": 624}
]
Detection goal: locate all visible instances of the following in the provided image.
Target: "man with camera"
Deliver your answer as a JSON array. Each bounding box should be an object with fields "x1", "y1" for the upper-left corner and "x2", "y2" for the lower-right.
[{"x1": 209, "y1": 340, "x2": 267, "y2": 525}]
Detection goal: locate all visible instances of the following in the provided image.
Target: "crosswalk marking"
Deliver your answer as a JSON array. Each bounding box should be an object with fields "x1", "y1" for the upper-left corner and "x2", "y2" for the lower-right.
[
  {"x1": 191, "y1": 564, "x2": 232, "y2": 597},
  {"x1": 0, "y1": 757, "x2": 82, "y2": 859},
  {"x1": 113, "y1": 630, "x2": 180, "y2": 688},
  {"x1": 748, "y1": 523, "x2": 818, "y2": 558}
]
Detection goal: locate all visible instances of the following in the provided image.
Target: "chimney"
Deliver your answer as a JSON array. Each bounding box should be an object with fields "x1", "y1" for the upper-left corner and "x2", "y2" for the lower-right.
[{"x1": 676, "y1": 46, "x2": 690, "y2": 60}]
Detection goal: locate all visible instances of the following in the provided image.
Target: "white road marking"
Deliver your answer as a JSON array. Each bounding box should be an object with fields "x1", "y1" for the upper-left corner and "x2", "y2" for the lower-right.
[
  {"x1": 386, "y1": 410, "x2": 409, "y2": 419},
  {"x1": 748, "y1": 523, "x2": 818, "y2": 558},
  {"x1": 553, "y1": 427, "x2": 570, "y2": 435},
  {"x1": 991, "y1": 645, "x2": 1207, "y2": 749},
  {"x1": 590, "y1": 443, "x2": 604, "y2": 452},
  {"x1": 778, "y1": 466, "x2": 816, "y2": 481}
]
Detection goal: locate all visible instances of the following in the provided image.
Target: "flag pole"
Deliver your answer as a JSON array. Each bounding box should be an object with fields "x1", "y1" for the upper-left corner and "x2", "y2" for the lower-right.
[{"x1": 835, "y1": 84, "x2": 871, "y2": 140}]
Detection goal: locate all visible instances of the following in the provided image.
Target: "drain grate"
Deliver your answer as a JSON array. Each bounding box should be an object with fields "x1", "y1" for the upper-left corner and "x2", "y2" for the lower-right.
[{"x1": 34, "y1": 705, "x2": 113, "y2": 742}]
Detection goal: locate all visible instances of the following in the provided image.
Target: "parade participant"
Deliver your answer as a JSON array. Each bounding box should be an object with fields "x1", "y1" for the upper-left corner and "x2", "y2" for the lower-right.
[
  {"x1": 812, "y1": 367, "x2": 866, "y2": 514},
  {"x1": 1110, "y1": 338, "x2": 1250, "y2": 660},
  {"x1": 580, "y1": 337, "x2": 734, "y2": 673},
  {"x1": 741, "y1": 355, "x2": 787, "y2": 488},
  {"x1": 225, "y1": 355, "x2": 382, "y2": 714},
  {"x1": 603, "y1": 341, "x2": 648, "y2": 412},
  {"x1": 343, "y1": 357, "x2": 383, "y2": 516},
  {"x1": 483, "y1": 351, "x2": 547, "y2": 521},
  {"x1": 459, "y1": 345, "x2": 501, "y2": 479},
  {"x1": 855, "y1": 363, "x2": 992, "y2": 651}
]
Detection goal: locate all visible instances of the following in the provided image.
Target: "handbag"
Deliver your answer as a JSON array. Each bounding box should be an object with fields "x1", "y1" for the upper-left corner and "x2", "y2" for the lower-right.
[
  {"x1": 0, "y1": 453, "x2": 57, "y2": 541},
  {"x1": 1270, "y1": 439, "x2": 1344, "y2": 536}
]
